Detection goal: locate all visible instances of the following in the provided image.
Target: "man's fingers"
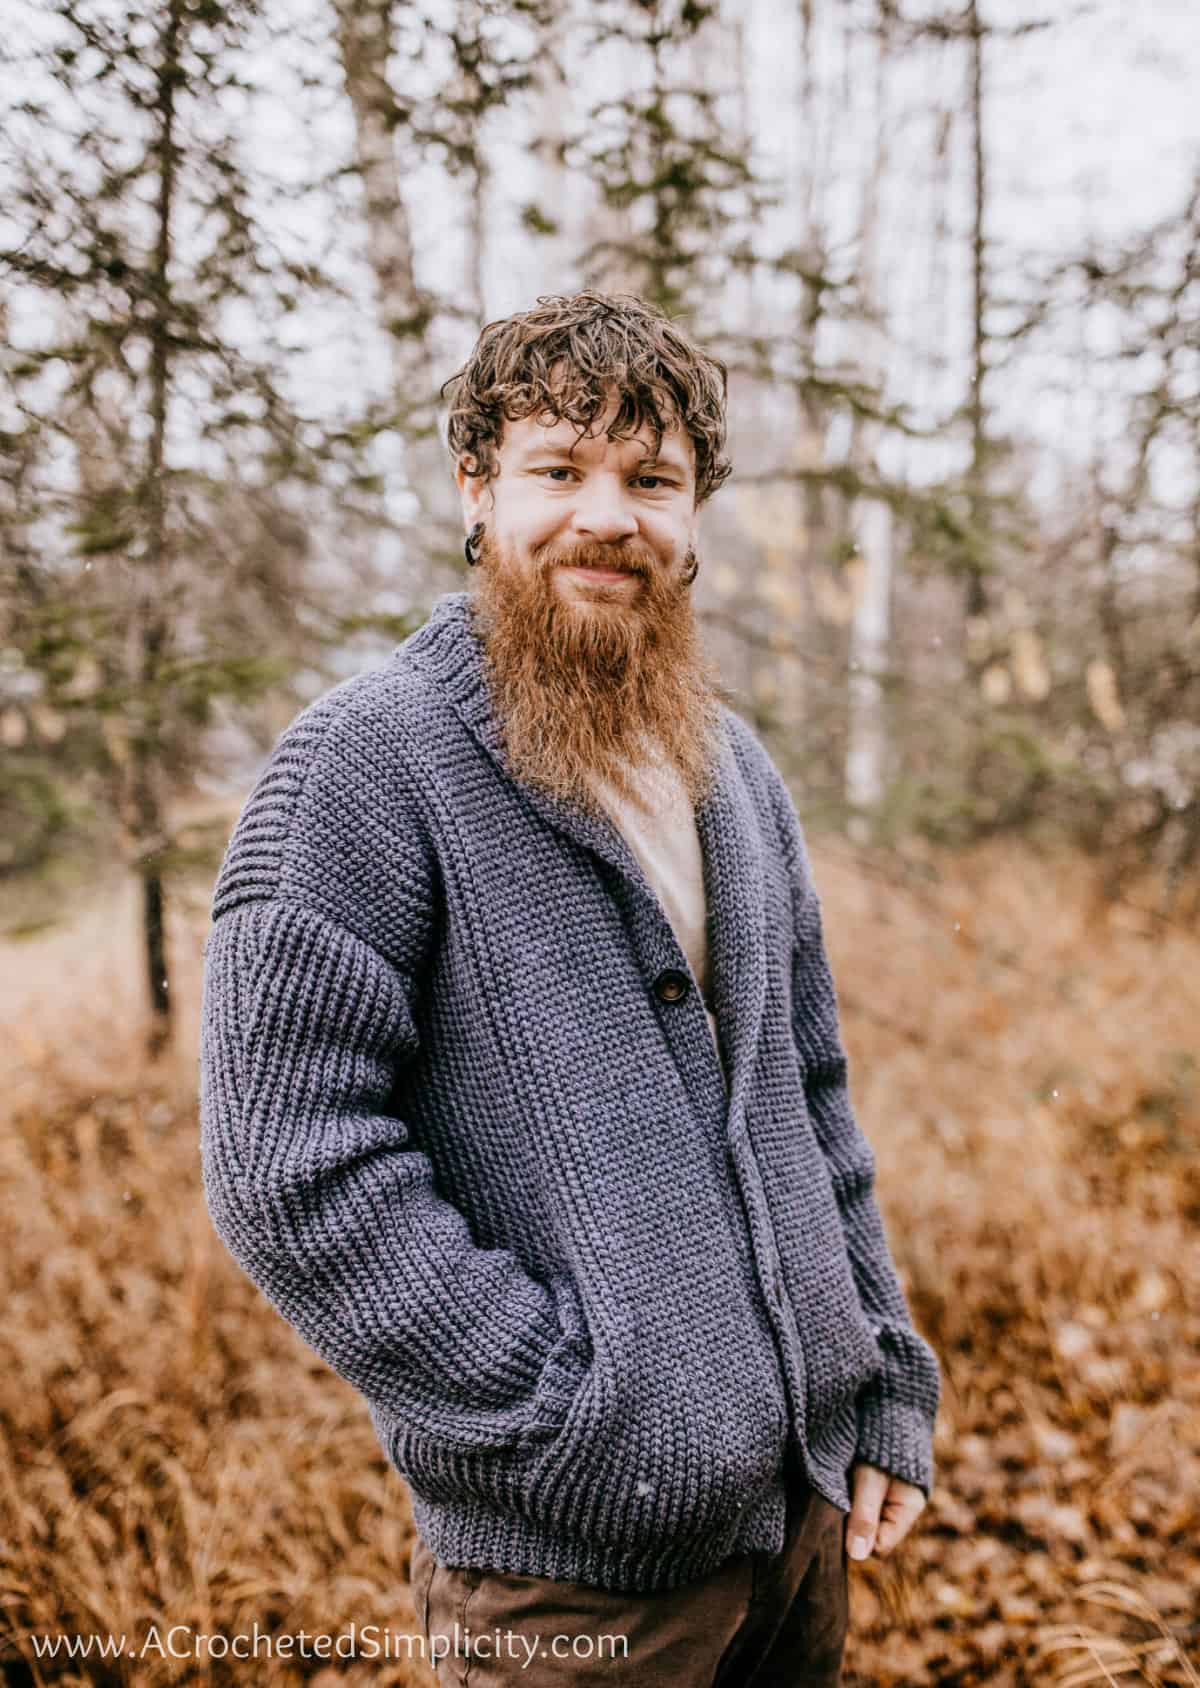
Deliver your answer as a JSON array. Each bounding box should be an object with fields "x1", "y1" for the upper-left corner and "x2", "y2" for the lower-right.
[
  {"x1": 845, "y1": 1462, "x2": 889, "y2": 1559},
  {"x1": 873, "y1": 1503, "x2": 913, "y2": 1556},
  {"x1": 862, "y1": 1480, "x2": 927, "y2": 1558},
  {"x1": 846, "y1": 1467, "x2": 928, "y2": 1559}
]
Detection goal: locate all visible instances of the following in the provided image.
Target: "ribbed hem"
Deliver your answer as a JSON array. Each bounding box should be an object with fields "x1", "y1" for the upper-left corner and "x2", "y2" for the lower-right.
[
  {"x1": 409, "y1": 1488, "x2": 764, "y2": 1594},
  {"x1": 401, "y1": 1438, "x2": 857, "y2": 1594},
  {"x1": 727, "y1": 1480, "x2": 787, "y2": 1556}
]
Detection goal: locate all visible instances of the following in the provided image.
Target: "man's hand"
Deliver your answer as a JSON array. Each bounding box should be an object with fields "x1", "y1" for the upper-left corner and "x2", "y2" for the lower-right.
[{"x1": 845, "y1": 1462, "x2": 926, "y2": 1560}]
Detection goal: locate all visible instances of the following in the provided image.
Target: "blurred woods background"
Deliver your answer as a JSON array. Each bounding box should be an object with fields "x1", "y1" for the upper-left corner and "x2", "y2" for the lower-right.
[
  {"x1": 2, "y1": 0, "x2": 1199, "y2": 1043},
  {"x1": 2, "y1": 4, "x2": 1199, "y2": 1686}
]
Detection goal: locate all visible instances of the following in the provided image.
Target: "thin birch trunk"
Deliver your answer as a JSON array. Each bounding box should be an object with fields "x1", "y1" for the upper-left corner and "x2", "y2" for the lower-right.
[
  {"x1": 965, "y1": 0, "x2": 990, "y2": 638},
  {"x1": 332, "y1": 0, "x2": 427, "y2": 396},
  {"x1": 845, "y1": 3, "x2": 895, "y2": 830},
  {"x1": 773, "y1": 0, "x2": 826, "y2": 741},
  {"x1": 530, "y1": 21, "x2": 573, "y2": 294},
  {"x1": 333, "y1": 0, "x2": 458, "y2": 567}
]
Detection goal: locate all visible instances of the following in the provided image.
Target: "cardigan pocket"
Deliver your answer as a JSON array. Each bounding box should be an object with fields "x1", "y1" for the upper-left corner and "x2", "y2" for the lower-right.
[
  {"x1": 404, "y1": 1328, "x2": 590, "y2": 1452},
  {"x1": 520, "y1": 1323, "x2": 595, "y2": 1442},
  {"x1": 380, "y1": 1330, "x2": 593, "y2": 1510},
  {"x1": 507, "y1": 1291, "x2": 788, "y2": 1558}
]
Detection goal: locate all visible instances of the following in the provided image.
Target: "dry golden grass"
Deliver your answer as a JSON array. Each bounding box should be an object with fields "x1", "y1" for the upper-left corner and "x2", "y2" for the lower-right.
[{"x1": 0, "y1": 833, "x2": 1197, "y2": 1686}]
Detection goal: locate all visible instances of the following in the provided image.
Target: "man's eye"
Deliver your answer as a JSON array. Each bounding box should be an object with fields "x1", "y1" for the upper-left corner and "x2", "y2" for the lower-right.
[
  {"x1": 540, "y1": 467, "x2": 574, "y2": 481},
  {"x1": 635, "y1": 475, "x2": 667, "y2": 489}
]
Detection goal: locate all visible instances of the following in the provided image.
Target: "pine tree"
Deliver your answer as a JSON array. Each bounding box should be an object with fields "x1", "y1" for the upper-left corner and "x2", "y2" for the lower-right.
[{"x1": 0, "y1": 0, "x2": 381, "y2": 1048}]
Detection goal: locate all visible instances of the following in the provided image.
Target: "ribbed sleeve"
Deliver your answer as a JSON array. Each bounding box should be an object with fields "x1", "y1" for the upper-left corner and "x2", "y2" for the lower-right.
[
  {"x1": 761, "y1": 769, "x2": 941, "y2": 1498},
  {"x1": 198, "y1": 896, "x2": 586, "y2": 1455},
  {"x1": 790, "y1": 890, "x2": 941, "y2": 1495}
]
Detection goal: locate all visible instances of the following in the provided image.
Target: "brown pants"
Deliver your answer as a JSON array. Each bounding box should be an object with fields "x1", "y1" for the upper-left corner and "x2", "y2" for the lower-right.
[{"x1": 409, "y1": 1469, "x2": 849, "y2": 1686}]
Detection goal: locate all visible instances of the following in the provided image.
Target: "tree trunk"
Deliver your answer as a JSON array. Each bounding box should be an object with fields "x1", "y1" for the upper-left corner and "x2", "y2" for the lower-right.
[
  {"x1": 774, "y1": 0, "x2": 827, "y2": 745},
  {"x1": 333, "y1": 0, "x2": 427, "y2": 394},
  {"x1": 333, "y1": 0, "x2": 459, "y2": 566},
  {"x1": 844, "y1": 4, "x2": 895, "y2": 834},
  {"x1": 965, "y1": 0, "x2": 990, "y2": 638},
  {"x1": 532, "y1": 23, "x2": 572, "y2": 291},
  {"x1": 129, "y1": 0, "x2": 184, "y2": 1057}
]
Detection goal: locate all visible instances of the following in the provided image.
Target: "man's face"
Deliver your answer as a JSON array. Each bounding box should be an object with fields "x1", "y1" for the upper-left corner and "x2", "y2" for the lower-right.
[
  {"x1": 454, "y1": 387, "x2": 724, "y2": 815},
  {"x1": 456, "y1": 395, "x2": 699, "y2": 603}
]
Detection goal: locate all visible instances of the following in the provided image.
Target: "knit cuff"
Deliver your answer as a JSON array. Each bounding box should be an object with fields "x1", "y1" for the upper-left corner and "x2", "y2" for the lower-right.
[{"x1": 854, "y1": 1386, "x2": 936, "y2": 1498}]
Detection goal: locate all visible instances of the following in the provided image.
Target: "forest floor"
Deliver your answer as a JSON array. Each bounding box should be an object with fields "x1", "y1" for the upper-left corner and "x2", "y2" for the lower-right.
[{"x1": 0, "y1": 824, "x2": 1197, "y2": 1687}]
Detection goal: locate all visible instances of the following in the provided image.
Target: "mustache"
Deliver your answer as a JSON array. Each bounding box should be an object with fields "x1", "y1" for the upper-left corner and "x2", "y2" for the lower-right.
[{"x1": 538, "y1": 541, "x2": 650, "y2": 576}]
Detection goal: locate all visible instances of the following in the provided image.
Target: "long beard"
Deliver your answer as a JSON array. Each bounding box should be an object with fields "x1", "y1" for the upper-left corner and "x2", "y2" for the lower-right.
[{"x1": 468, "y1": 529, "x2": 728, "y2": 816}]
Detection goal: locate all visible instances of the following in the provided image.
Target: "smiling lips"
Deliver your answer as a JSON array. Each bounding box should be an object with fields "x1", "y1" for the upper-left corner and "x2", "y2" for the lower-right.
[{"x1": 562, "y1": 562, "x2": 639, "y2": 582}]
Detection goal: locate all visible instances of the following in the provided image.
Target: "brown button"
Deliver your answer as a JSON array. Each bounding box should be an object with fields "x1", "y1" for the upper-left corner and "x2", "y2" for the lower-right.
[{"x1": 653, "y1": 968, "x2": 690, "y2": 1004}]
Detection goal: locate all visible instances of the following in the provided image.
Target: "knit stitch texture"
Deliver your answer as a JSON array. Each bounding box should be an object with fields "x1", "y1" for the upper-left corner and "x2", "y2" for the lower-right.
[{"x1": 198, "y1": 589, "x2": 941, "y2": 1593}]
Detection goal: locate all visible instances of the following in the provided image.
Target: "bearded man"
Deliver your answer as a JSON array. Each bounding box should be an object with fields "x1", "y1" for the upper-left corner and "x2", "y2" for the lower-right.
[{"x1": 199, "y1": 291, "x2": 940, "y2": 1686}]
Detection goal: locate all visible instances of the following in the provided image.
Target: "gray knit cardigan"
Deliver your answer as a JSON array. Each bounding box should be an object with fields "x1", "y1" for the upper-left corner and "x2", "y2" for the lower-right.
[{"x1": 198, "y1": 588, "x2": 940, "y2": 1593}]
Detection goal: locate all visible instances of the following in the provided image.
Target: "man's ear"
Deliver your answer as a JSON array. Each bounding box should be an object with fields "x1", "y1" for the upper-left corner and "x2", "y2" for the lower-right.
[{"x1": 455, "y1": 460, "x2": 495, "y2": 529}]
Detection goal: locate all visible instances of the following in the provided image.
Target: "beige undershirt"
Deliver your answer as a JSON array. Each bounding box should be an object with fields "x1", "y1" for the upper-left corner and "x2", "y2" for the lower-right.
[{"x1": 583, "y1": 741, "x2": 729, "y2": 1095}]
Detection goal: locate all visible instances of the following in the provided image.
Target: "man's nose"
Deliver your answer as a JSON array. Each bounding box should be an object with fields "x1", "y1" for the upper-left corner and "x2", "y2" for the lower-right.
[{"x1": 569, "y1": 477, "x2": 639, "y2": 542}]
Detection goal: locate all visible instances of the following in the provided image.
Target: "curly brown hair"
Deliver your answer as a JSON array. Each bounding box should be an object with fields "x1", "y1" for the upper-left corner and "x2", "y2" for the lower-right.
[{"x1": 440, "y1": 291, "x2": 732, "y2": 505}]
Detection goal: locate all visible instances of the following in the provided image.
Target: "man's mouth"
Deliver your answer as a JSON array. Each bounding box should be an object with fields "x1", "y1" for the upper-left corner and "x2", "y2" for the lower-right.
[{"x1": 561, "y1": 561, "x2": 640, "y2": 582}]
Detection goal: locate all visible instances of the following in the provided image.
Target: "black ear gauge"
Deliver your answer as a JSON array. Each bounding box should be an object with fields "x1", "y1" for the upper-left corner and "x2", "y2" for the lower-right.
[{"x1": 464, "y1": 522, "x2": 485, "y2": 567}]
